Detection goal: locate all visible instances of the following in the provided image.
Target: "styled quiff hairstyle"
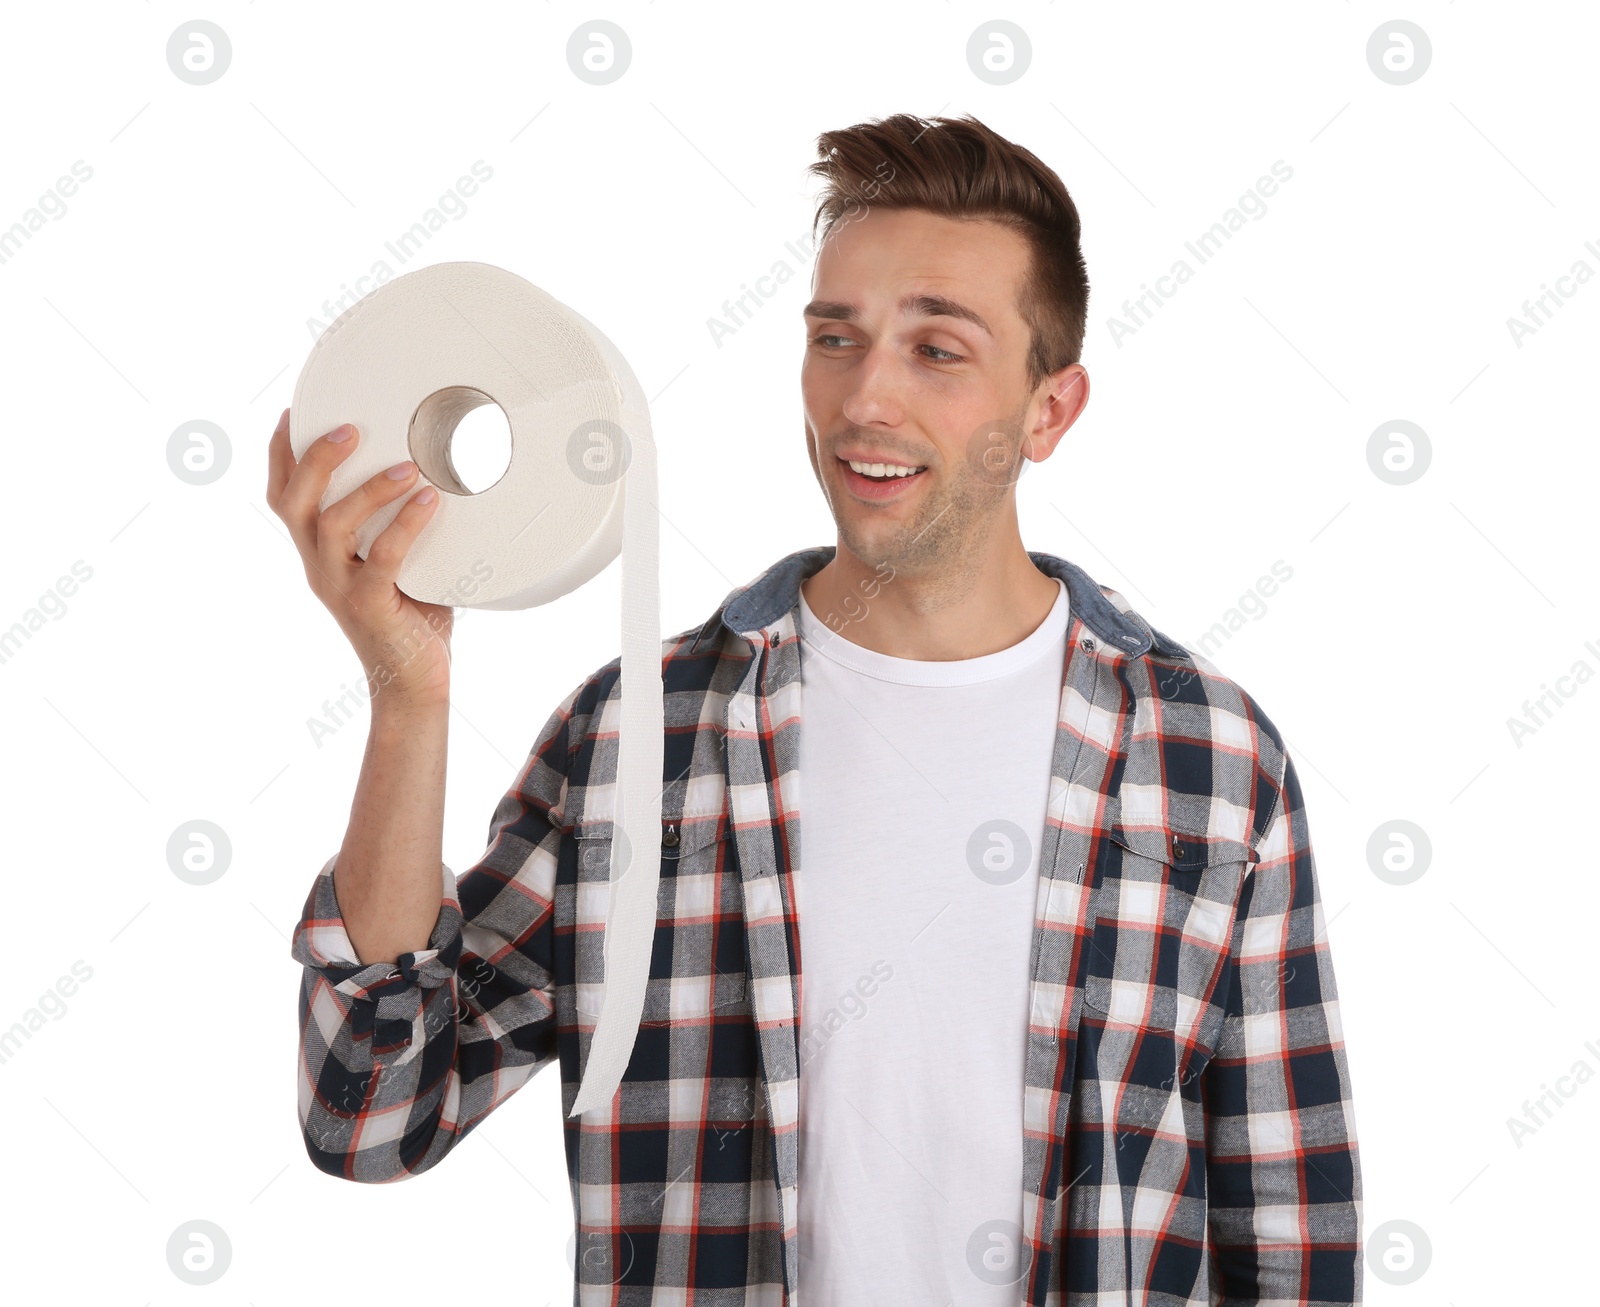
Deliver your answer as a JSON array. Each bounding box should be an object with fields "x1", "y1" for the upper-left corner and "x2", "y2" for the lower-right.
[{"x1": 807, "y1": 113, "x2": 1091, "y2": 391}]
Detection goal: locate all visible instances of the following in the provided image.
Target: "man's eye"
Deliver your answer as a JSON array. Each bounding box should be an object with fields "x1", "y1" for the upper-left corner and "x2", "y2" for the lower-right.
[{"x1": 809, "y1": 334, "x2": 961, "y2": 363}]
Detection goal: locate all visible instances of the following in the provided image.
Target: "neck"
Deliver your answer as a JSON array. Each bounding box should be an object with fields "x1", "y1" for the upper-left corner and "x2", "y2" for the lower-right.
[{"x1": 799, "y1": 532, "x2": 1061, "y2": 661}]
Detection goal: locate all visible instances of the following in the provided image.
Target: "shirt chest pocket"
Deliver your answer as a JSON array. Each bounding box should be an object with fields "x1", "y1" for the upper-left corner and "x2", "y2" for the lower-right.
[
  {"x1": 1082, "y1": 822, "x2": 1255, "y2": 1050},
  {"x1": 573, "y1": 815, "x2": 748, "y2": 1027}
]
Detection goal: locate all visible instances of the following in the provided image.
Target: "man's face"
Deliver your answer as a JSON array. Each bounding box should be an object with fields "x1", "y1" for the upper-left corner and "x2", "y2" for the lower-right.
[{"x1": 801, "y1": 206, "x2": 1085, "y2": 576}]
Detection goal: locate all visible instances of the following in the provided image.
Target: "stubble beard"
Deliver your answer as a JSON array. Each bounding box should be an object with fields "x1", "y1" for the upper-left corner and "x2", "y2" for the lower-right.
[{"x1": 837, "y1": 441, "x2": 1016, "y2": 598}]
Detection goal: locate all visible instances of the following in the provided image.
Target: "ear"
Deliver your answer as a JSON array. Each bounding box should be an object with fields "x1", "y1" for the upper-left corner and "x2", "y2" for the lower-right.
[{"x1": 1022, "y1": 364, "x2": 1089, "y2": 462}]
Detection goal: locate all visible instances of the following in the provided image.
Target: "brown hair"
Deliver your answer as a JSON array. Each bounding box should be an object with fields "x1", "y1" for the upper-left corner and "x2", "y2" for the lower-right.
[{"x1": 807, "y1": 113, "x2": 1091, "y2": 391}]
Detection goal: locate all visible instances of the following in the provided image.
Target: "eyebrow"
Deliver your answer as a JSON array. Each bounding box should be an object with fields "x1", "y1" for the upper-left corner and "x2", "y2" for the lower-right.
[{"x1": 802, "y1": 292, "x2": 993, "y2": 338}]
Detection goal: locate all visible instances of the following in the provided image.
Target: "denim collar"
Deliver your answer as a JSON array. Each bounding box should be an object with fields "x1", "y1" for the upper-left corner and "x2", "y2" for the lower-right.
[{"x1": 688, "y1": 544, "x2": 1185, "y2": 660}]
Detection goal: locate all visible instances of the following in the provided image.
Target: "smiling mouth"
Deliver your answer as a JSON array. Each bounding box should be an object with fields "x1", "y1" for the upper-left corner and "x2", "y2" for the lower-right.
[
  {"x1": 836, "y1": 455, "x2": 928, "y2": 500},
  {"x1": 839, "y1": 457, "x2": 927, "y2": 480}
]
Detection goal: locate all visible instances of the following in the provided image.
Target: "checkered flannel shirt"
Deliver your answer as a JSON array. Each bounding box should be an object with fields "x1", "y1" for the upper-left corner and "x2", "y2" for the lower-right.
[{"x1": 290, "y1": 543, "x2": 1362, "y2": 1305}]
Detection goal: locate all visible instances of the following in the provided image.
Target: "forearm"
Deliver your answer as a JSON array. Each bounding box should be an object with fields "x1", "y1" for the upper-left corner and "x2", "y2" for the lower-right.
[
  {"x1": 291, "y1": 690, "x2": 569, "y2": 1184},
  {"x1": 333, "y1": 698, "x2": 450, "y2": 964}
]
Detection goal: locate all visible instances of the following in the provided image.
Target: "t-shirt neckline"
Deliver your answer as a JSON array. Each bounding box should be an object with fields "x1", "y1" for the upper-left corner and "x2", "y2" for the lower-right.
[{"x1": 795, "y1": 576, "x2": 1069, "y2": 687}]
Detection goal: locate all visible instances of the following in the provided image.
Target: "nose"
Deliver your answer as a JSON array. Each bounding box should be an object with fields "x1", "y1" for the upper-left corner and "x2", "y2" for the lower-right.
[{"x1": 840, "y1": 337, "x2": 909, "y2": 430}]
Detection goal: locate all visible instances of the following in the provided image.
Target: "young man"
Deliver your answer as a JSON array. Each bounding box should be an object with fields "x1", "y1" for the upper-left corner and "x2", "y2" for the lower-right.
[{"x1": 273, "y1": 113, "x2": 1361, "y2": 1305}]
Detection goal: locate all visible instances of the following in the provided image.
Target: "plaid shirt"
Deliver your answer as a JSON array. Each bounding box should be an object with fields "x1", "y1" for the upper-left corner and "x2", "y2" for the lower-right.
[{"x1": 291, "y1": 543, "x2": 1362, "y2": 1305}]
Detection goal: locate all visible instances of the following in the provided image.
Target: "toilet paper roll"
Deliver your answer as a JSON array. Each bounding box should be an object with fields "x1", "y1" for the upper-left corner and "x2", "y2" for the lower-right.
[{"x1": 289, "y1": 260, "x2": 662, "y2": 1120}]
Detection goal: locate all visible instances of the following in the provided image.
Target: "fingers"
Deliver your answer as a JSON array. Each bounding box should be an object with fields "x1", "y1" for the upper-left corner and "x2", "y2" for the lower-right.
[
  {"x1": 266, "y1": 407, "x2": 292, "y2": 509},
  {"x1": 267, "y1": 412, "x2": 443, "y2": 611},
  {"x1": 275, "y1": 420, "x2": 362, "y2": 563},
  {"x1": 357, "y1": 478, "x2": 441, "y2": 592},
  {"x1": 315, "y1": 456, "x2": 432, "y2": 569}
]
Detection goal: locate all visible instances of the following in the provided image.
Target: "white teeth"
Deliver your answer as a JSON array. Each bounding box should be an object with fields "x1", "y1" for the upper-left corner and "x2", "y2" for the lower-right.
[{"x1": 847, "y1": 459, "x2": 925, "y2": 478}]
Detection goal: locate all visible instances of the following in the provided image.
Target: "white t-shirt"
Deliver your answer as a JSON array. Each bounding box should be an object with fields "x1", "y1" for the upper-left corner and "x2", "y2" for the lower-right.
[{"x1": 793, "y1": 576, "x2": 1070, "y2": 1304}]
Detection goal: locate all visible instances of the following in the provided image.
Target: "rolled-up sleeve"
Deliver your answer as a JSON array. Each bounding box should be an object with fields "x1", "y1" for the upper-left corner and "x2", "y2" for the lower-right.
[
  {"x1": 1203, "y1": 749, "x2": 1363, "y2": 1305},
  {"x1": 289, "y1": 694, "x2": 575, "y2": 1184}
]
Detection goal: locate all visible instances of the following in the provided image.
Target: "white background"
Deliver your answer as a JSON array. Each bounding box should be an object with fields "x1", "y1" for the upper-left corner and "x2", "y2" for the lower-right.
[{"x1": 1, "y1": 1, "x2": 1596, "y2": 1302}]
